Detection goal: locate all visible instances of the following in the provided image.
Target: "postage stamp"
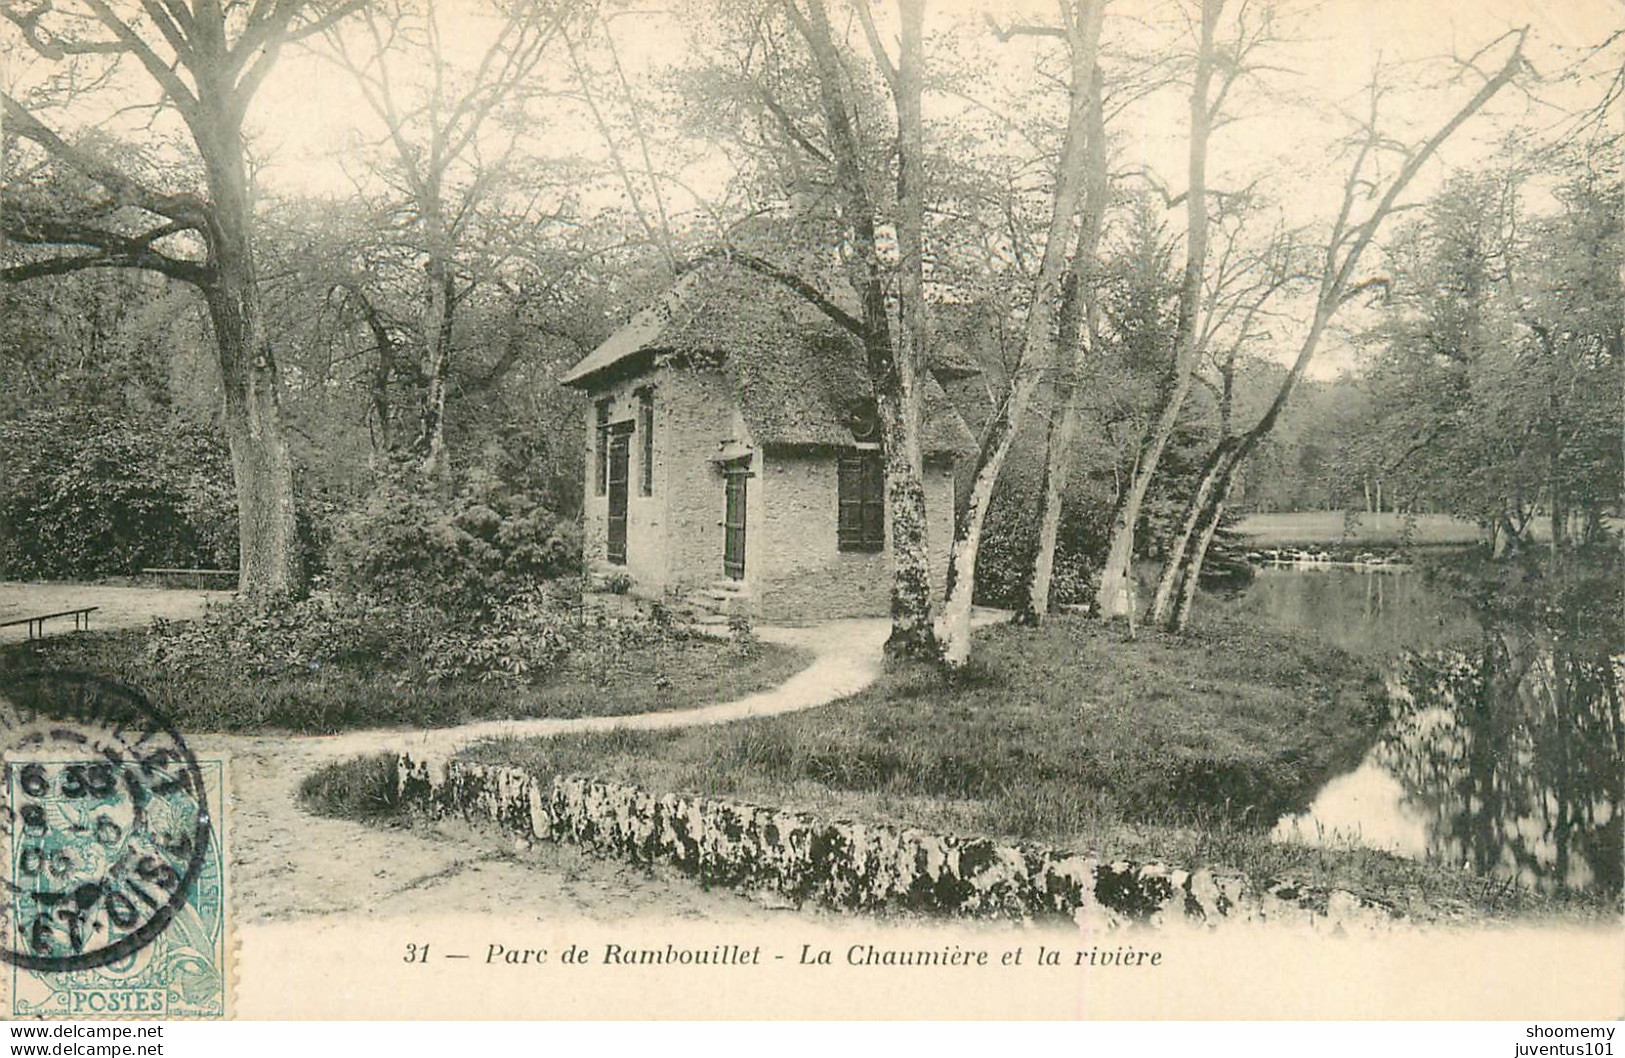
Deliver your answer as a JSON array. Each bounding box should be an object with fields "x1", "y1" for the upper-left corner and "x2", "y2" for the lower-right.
[{"x1": 0, "y1": 672, "x2": 228, "y2": 1019}]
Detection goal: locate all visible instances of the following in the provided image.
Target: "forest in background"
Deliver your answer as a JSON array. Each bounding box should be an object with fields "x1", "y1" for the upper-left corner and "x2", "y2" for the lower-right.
[{"x1": 2, "y1": 0, "x2": 1619, "y2": 662}]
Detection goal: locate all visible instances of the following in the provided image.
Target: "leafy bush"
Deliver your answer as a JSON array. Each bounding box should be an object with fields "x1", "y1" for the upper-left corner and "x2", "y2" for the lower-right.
[
  {"x1": 0, "y1": 407, "x2": 236, "y2": 579},
  {"x1": 149, "y1": 593, "x2": 442, "y2": 680},
  {"x1": 328, "y1": 466, "x2": 580, "y2": 615},
  {"x1": 145, "y1": 582, "x2": 702, "y2": 690},
  {"x1": 420, "y1": 586, "x2": 578, "y2": 685},
  {"x1": 727, "y1": 614, "x2": 757, "y2": 644}
]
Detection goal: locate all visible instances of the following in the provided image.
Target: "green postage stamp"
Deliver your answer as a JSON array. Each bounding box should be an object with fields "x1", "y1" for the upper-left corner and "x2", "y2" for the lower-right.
[{"x1": 2, "y1": 673, "x2": 229, "y2": 1019}]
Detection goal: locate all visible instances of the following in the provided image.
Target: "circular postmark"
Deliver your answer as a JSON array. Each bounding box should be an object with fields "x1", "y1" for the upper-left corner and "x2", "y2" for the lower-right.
[{"x1": 0, "y1": 671, "x2": 211, "y2": 972}]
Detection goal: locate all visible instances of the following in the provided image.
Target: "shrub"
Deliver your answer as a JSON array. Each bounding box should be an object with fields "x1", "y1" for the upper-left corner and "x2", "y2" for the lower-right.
[
  {"x1": 328, "y1": 466, "x2": 580, "y2": 615},
  {"x1": 0, "y1": 407, "x2": 236, "y2": 579},
  {"x1": 146, "y1": 583, "x2": 698, "y2": 691},
  {"x1": 727, "y1": 614, "x2": 757, "y2": 644},
  {"x1": 297, "y1": 754, "x2": 402, "y2": 823},
  {"x1": 566, "y1": 608, "x2": 693, "y2": 685},
  {"x1": 420, "y1": 586, "x2": 577, "y2": 685},
  {"x1": 149, "y1": 593, "x2": 444, "y2": 680},
  {"x1": 973, "y1": 490, "x2": 1099, "y2": 611}
]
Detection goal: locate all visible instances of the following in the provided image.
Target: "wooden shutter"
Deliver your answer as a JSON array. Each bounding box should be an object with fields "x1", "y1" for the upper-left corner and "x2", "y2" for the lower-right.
[
  {"x1": 838, "y1": 450, "x2": 884, "y2": 552},
  {"x1": 594, "y1": 399, "x2": 610, "y2": 497},
  {"x1": 837, "y1": 454, "x2": 865, "y2": 551},
  {"x1": 860, "y1": 452, "x2": 884, "y2": 548}
]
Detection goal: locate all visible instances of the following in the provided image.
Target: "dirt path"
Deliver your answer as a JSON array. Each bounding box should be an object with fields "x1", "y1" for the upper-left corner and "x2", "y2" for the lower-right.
[
  {"x1": 204, "y1": 730, "x2": 806, "y2": 925},
  {"x1": 0, "y1": 581, "x2": 229, "y2": 642},
  {"x1": 200, "y1": 619, "x2": 898, "y2": 924}
]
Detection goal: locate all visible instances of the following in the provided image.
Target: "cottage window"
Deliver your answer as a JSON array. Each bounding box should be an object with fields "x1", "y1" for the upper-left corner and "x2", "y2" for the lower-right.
[
  {"x1": 637, "y1": 387, "x2": 655, "y2": 496},
  {"x1": 594, "y1": 399, "x2": 611, "y2": 497},
  {"x1": 837, "y1": 450, "x2": 885, "y2": 552}
]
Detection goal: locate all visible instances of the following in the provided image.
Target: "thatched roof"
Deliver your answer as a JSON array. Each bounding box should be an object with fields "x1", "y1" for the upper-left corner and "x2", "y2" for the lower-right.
[{"x1": 561, "y1": 262, "x2": 977, "y2": 457}]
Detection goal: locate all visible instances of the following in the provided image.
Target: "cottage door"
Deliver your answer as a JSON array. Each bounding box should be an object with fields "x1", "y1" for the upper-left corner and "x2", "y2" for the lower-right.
[
  {"x1": 722, "y1": 469, "x2": 746, "y2": 580},
  {"x1": 607, "y1": 430, "x2": 631, "y2": 565}
]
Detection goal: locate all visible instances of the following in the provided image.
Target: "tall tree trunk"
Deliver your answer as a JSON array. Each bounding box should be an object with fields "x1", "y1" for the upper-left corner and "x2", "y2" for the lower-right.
[
  {"x1": 1149, "y1": 433, "x2": 1237, "y2": 625},
  {"x1": 1547, "y1": 391, "x2": 1564, "y2": 563},
  {"x1": 200, "y1": 120, "x2": 302, "y2": 597},
  {"x1": 1017, "y1": 5, "x2": 1108, "y2": 625},
  {"x1": 937, "y1": 0, "x2": 1100, "y2": 665},
  {"x1": 790, "y1": 0, "x2": 937, "y2": 658},
  {"x1": 416, "y1": 249, "x2": 457, "y2": 475},
  {"x1": 412, "y1": 178, "x2": 458, "y2": 476},
  {"x1": 359, "y1": 294, "x2": 397, "y2": 452},
  {"x1": 1172, "y1": 490, "x2": 1226, "y2": 627},
  {"x1": 876, "y1": 347, "x2": 935, "y2": 657},
  {"x1": 1017, "y1": 265, "x2": 1086, "y2": 625},
  {"x1": 1149, "y1": 27, "x2": 1526, "y2": 632},
  {"x1": 1094, "y1": 0, "x2": 1219, "y2": 622},
  {"x1": 0, "y1": 1, "x2": 366, "y2": 601},
  {"x1": 1152, "y1": 307, "x2": 1331, "y2": 628},
  {"x1": 884, "y1": 0, "x2": 937, "y2": 658}
]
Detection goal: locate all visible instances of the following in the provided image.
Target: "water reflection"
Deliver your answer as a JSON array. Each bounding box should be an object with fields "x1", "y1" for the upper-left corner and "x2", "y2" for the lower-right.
[
  {"x1": 1236, "y1": 565, "x2": 1480, "y2": 656},
  {"x1": 1376, "y1": 636, "x2": 1623, "y2": 895},
  {"x1": 1254, "y1": 567, "x2": 1624, "y2": 896}
]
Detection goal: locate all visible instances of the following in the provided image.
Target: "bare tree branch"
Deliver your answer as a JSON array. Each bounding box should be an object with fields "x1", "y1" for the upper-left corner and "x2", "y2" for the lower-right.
[
  {"x1": 703, "y1": 245, "x2": 869, "y2": 339},
  {"x1": 3, "y1": 207, "x2": 210, "y2": 283},
  {"x1": 2, "y1": 92, "x2": 210, "y2": 227}
]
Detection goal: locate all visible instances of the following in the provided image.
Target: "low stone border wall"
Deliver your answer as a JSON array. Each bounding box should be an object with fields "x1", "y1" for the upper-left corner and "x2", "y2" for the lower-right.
[{"x1": 397, "y1": 753, "x2": 1399, "y2": 930}]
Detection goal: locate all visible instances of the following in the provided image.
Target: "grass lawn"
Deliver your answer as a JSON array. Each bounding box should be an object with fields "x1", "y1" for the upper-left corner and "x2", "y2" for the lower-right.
[
  {"x1": 1234, "y1": 510, "x2": 1482, "y2": 548},
  {"x1": 0, "y1": 629, "x2": 811, "y2": 735},
  {"x1": 456, "y1": 616, "x2": 1385, "y2": 837}
]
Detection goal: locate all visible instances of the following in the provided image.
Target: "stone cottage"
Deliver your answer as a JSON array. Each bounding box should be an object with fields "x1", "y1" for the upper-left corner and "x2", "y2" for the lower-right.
[{"x1": 560, "y1": 261, "x2": 976, "y2": 624}]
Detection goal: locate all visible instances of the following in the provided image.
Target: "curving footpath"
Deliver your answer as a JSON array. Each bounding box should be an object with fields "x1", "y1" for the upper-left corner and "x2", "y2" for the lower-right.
[
  {"x1": 292, "y1": 618, "x2": 893, "y2": 764},
  {"x1": 197, "y1": 617, "x2": 908, "y2": 923}
]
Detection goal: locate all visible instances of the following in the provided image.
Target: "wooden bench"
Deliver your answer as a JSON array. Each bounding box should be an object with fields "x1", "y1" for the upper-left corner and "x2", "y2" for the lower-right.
[
  {"x1": 140, "y1": 568, "x2": 239, "y2": 590},
  {"x1": 0, "y1": 606, "x2": 100, "y2": 640}
]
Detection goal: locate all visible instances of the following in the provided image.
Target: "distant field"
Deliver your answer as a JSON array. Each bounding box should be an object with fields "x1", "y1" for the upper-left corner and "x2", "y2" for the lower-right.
[{"x1": 1233, "y1": 511, "x2": 1482, "y2": 548}]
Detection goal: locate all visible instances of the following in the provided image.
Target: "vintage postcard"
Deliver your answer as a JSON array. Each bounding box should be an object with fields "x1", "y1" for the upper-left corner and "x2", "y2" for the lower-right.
[{"x1": 0, "y1": 0, "x2": 1620, "y2": 1028}]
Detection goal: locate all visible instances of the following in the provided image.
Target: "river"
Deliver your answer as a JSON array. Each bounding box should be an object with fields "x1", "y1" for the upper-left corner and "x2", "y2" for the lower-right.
[{"x1": 1234, "y1": 563, "x2": 1623, "y2": 898}]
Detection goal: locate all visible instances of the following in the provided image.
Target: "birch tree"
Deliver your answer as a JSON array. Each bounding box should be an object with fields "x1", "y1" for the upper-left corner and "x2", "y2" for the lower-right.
[
  {"x1": 1092, "y1": 0, "x2": 1263, "y2": 622},
  {"x1": 933, "y1": 0, "x2": 1103, "y2": 665},
  {"x1": 663, "y1": 0, "x2": 943, "y2": 656},
  {"x1": 1149, "y1": 28, "x2": 1531, "y2": 631},
  {"x1": 1014, "y1": 4, "x2": 1109, "y2": 624},
  {"x1": 2, "y1": 0, "x2": 363, "y2": 597},
  {"x1": 781, "y1": 0, "x2": 938, "y2": 658}
]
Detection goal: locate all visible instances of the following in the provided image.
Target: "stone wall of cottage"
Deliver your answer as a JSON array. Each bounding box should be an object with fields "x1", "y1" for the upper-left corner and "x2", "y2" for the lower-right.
[
  {"x1": 581, "y1": 364, "x2": 744, "y2": 596},
  {"x1": 653, "y1": 366, "x2": 757, "y2": 598},
  {"x1": 396, "y1": 754, "x2": 1401, "y2": 930},
  {"x1": 581, "y1": 364, "x2": 960, "y2": 620},
  {"x1": 754, "y1": 452, "x2": 956, "y2": 623}
]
